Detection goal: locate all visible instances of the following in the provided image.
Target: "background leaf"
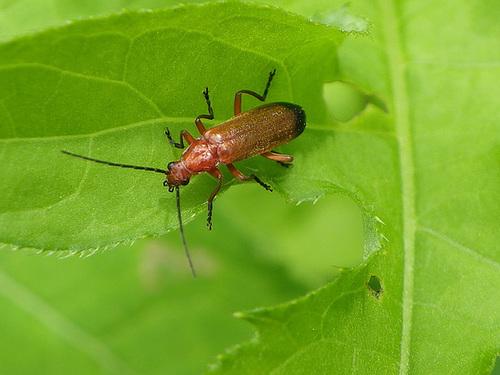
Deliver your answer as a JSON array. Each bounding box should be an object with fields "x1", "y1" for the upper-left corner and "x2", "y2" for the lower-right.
[{"x1": 1, "y1": 1, "x2": 499, "y2": 375}]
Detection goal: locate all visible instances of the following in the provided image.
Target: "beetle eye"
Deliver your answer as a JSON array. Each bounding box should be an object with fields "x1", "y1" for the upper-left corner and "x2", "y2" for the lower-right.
[
  {"x1": 181, "y1": 179, "x2": 189, "y2": 186},
  {"x1": 167, "y1": 162, "x2": 175, "y2": 170}
]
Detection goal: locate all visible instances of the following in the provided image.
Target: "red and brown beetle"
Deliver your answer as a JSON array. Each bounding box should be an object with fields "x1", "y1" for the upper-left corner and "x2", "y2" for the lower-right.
[{"x1": 62, "y1": 70, "x2": 306, "y2": 276}]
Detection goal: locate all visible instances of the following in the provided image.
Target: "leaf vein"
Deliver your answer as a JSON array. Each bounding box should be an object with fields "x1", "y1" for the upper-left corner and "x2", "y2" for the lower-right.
[{"x1": 419, "y1": 226, "x2": 500, "y2": 270}]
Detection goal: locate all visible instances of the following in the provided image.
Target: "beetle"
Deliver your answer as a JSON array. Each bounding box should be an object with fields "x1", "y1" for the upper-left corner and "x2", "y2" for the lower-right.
[{"x1": 62, "y1": 69, "x2": 306, "y2": 276}]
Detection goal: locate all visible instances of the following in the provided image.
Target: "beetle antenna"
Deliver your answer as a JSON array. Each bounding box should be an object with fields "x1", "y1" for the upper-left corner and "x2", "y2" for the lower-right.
[
  {"x1": 61, "y1": 150, "x2": 168, "y2": 174},
  {"x1": 175, "y1": 185, "x2": 196, "y2": 277},
  {"x1": 62, "y1": 150, "x2": 196, "y2": 276}
]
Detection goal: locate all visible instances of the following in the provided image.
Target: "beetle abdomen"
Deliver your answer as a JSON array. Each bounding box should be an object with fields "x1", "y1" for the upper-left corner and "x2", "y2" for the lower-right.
[{"x1": 206, "y1": 103, "x2": 306, "y2": 164}]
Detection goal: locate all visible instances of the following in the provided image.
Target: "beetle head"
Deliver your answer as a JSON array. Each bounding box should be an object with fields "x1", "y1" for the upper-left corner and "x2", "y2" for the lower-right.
[{"x1": 165, "y1": 161, "x2": 191, "y2": 191}]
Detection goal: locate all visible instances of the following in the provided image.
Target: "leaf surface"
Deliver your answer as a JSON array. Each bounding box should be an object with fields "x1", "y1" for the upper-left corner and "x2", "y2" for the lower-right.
[
  {"x1": 206, "y1": 1, "x2": 500, "y2": 374},
  {"x1": 0, "y1": 1, "x2": 499, "y2": 374},
  {"x1": 0, "y1": 2, "x2": 344, "y2": 251}
]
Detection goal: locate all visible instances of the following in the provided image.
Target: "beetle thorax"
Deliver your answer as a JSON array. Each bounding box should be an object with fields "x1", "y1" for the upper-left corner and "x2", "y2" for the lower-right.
[{"x1": 181, "y1": 139, "x2": 219, "y2": 173}]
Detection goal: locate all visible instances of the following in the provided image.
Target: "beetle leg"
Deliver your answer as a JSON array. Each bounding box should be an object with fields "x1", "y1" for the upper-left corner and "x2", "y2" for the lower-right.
[
  {"x1": 165, "y1": 128, "x2": 195, "y2": 149},
  {"x1": 234, "y1": 69, "x2": 276, "y2": 116},
  {"x1": 226, "y1": 163, "x2": 273, "y2": 192},
  {"x1": 206, "y1": 168, "x2": 223, "y2": 230},
  {"x1": 261, "y1": 151, "x2": 293, "y2": 168},
  {"x1": 195, "y1": 87, "x2": 214, "y2": 135},
  {"x1": 261, "y1": 151, "x2": 293, "y2": 163}
]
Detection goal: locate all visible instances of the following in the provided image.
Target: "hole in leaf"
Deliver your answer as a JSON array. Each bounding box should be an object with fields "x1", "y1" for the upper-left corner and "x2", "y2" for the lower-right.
[
  {"x1": 367, "y1": 275, "x2": 383, "y2": 299},
  {"x1": 323, "y1": 81, "x2": 388, "y2": 122},
  {"x1": 215, "y1": 187, "x2": 367, "y2": 288}
]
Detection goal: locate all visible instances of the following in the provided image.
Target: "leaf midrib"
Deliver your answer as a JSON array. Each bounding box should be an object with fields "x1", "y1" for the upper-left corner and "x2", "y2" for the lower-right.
[{"x1": 380, "y1": 1, "x2": 416, "y2": 374}]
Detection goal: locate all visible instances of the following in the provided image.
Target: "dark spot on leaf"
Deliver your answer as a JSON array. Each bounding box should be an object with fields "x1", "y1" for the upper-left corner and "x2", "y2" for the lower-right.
[{"x1": 367, "y1": 275, "x2": 383, "y2": 299}]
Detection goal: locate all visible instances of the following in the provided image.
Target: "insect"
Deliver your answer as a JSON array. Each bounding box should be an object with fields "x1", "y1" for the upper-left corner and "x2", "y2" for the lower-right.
[{"x1": 62, "y1": 70, "x2": 306, "y2": 276}]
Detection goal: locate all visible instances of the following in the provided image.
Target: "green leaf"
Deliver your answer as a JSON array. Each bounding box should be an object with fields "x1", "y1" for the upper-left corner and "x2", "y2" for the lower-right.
[
  {"x1": 0, "y1": 2, "x2": 344, "y2": 251},
  {"x1": 207, "y1": 1, "x2": 500, "y2": 375},
  {"x1": 1, "y1": 1, "x2": 499, "y2": 375}
]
